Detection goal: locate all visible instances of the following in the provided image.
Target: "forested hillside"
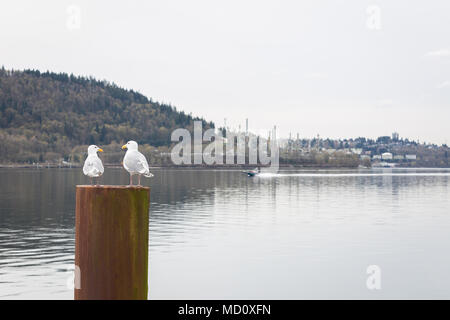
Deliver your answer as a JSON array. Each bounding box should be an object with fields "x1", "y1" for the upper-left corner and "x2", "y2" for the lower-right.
[{"x1": 0, "y1": 68, "x2": 213, "y2": 164}]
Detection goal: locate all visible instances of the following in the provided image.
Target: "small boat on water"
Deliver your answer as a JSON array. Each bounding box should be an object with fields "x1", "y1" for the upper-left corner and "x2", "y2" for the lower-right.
[
  {"x1": 372, "y1": 162, "x2": 396, "y2": 168},
  {"x1": 242, "y1": 168, "x2": 260, "y2": 177}
]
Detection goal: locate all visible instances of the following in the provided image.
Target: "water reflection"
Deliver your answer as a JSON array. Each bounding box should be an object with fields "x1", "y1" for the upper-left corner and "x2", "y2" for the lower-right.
[{"x1": 0, "y1": 168, "x2": 449, "y2": 299}]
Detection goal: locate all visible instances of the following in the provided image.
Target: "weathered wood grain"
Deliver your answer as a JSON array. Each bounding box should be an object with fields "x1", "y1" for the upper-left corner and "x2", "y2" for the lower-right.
[{"x1": 75, "y1": 186, "x2": 149, "y2": 300}]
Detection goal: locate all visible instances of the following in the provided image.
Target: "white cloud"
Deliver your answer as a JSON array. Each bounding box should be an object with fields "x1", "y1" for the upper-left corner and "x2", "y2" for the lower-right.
[{"x1": 425, "y1": 48, "x2": 450, "y2": 57}]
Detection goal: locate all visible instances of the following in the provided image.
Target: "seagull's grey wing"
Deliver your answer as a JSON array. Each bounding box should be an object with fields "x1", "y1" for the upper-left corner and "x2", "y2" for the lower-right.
[
  {"x1": 93, "y1": 156, "x2": 104, "y2": 175},
  {"x1": 123, "y1": 151, "x2": 146, "y2": 173},
  {"x1": 83, "y1": 155, "x2": 103, "y2": 177},
  {"x1": 135, "y1": 152, "x2": 150, "y2": 175},
  {"x1": 138, "y1": 153, "x2": 154, "y2": 177}
]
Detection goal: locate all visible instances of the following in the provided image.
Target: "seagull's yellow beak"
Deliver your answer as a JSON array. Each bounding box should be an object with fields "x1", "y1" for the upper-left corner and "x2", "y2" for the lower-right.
[
  {"x1": 98, "y1": 148, "x2": 103, "y2": 152},
  {"x1": 122, "y1": 145, "x2": 127, "y2": 150}
]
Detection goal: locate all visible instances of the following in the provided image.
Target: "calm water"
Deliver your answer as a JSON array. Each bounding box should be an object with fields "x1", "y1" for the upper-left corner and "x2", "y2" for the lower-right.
[{"x1": 0, "y1": 168, "x2": 450, "y2": 299}]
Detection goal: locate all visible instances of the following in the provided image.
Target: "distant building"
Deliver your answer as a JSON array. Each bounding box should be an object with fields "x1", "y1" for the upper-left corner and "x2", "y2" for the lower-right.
[
  {"x1": 351, "y1": 148, "x2": 362, "y2": 155},
  {"x1": 392, "y1": 132, "x2": 399, "y2": 141},
  {"x1": 381, "y1": 152, "x2": 393, "y2": 160},
  {"x1": 394, "y1": 155, "x2": 404, "y2": 160},
  {"x1": 360, "y1": 155, "x2": 371, "y2": 160},
  {"x1": 372, "y1": 155, "x2": 382, "y2": 160},
  {"x1": 405, "y1": 154, "x2": 417, "y2": 160}
]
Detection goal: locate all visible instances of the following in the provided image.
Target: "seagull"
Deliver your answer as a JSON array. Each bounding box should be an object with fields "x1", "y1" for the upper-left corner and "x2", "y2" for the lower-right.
[
  {"x1": 121, "y1": 141, "x2": 153, "y2": 186},
  {"x1": 83, "y1": 145, "x2": 104, "y2": 185}
]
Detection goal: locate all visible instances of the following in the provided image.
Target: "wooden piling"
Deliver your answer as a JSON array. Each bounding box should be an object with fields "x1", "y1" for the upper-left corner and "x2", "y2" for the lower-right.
[{"x1": 75, "y1": 186, "x2": 150, "y2": 300}]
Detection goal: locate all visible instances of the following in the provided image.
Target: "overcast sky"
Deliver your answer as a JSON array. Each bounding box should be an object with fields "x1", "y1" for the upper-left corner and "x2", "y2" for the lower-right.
[{"x1": 1, "y1": 0, "x2": 449, "y2": 144}]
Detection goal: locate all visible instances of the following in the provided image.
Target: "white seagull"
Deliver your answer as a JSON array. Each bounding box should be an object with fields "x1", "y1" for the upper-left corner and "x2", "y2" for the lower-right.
[
  {"x1": 83, "y1": 145, "x2": 104, "y2": 185},
  {"x1": 121, "y1": 141, "x2": 153, "y2": 186}
]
